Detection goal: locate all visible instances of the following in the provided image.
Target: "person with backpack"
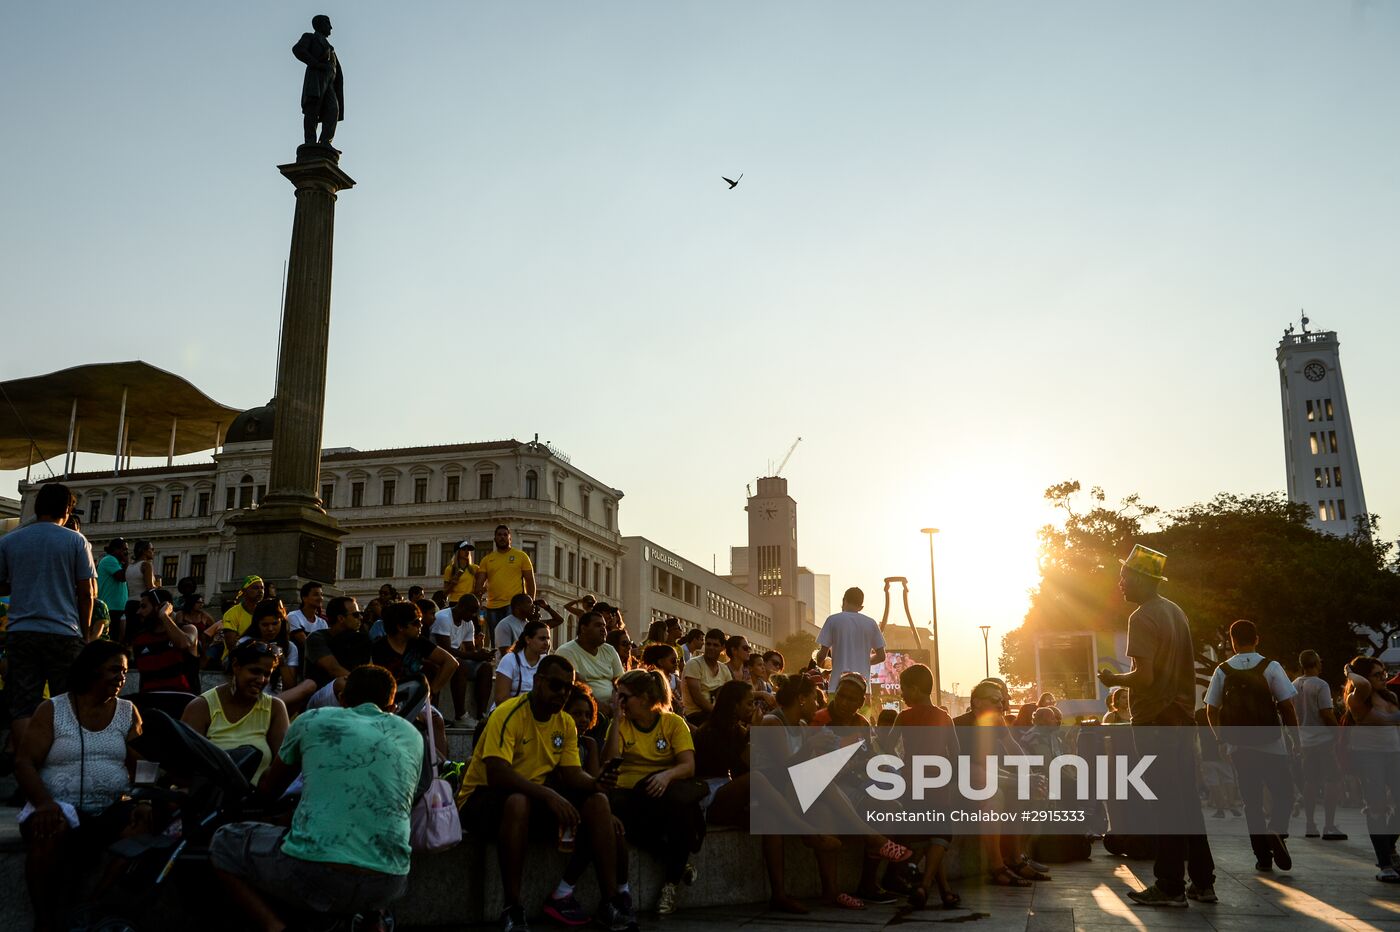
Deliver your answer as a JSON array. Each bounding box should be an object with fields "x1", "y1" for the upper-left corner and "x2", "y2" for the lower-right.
[{"x1": 1204, "y1": 619, "x2": 1299, "y2": 873}]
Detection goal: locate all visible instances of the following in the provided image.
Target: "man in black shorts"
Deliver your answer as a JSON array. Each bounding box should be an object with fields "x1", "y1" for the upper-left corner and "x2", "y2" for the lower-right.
[{"x1": 458, "y1": 655, "x2": 632, "y2": 932}]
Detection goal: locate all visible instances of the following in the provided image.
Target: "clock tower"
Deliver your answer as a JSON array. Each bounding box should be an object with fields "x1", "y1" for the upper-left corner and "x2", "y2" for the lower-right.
[
  {"x1": 747, "y1": 476, "x2": 801, "y2": 640},
  {"x1": 1277, "y1": 316, "x2": 1368, "y2": 536}
]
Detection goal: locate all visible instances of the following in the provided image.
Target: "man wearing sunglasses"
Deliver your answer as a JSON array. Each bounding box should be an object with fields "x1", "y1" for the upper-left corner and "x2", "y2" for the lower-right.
[
  {"x1": 305, "y1": 596, "x2": 372, "y2": 694},
  {"x1": 458, "y1": 655, "x2": 634, "y2": 932}
]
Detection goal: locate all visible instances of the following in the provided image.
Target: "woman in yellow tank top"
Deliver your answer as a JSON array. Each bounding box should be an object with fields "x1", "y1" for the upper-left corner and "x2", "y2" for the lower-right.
[{"x1": 181, "y1": 641, "x2": 290, "y2": 782}]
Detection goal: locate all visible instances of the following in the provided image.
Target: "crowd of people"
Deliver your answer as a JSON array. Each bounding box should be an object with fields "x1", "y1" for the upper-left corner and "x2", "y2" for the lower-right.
[{"x1": 3, "y1": 484, "x2": 1400, "y2": 930}]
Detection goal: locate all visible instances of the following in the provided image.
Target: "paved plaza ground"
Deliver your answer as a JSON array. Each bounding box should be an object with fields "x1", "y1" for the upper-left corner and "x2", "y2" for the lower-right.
[
  {"x1": 4, "y1": 773, "x2": 1398, "y2": 931},
  {"x1": 495, "y1": 809, "x2": 1398, "y2": 932}
]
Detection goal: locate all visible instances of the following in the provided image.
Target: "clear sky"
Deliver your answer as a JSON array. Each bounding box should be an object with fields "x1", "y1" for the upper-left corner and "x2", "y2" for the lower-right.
[{"x1": 4, "y1": 2, "x2": 1399, "y2": 695}]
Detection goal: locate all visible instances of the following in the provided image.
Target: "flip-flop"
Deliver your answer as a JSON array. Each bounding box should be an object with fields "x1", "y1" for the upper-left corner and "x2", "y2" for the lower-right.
[
  {"x1": 940, "y1": 890, "x2": 962, "y2": 909},
  {"x1": 868, "y1": 841, "x2": 913, "y2": 863},
  {"x1": 834, "y1": 893, "x2": 867, "y2": 910}
]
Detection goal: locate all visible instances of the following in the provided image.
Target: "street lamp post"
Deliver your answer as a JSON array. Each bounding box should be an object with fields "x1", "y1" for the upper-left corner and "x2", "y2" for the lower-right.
[
  {"x1": 979, "y1": 624, "x2": 991, "y2": 679},
  {"x1": 920, "y1": 528, "x2": 942, "y2": 703}
]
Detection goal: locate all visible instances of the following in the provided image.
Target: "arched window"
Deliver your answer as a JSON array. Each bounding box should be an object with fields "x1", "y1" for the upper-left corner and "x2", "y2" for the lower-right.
[
  {"x1": 524, "y1": 470, "x2": 539, "y2": 500},
  {"x1": 238, "y1": 474, "x2": 254, "y2": 509}
]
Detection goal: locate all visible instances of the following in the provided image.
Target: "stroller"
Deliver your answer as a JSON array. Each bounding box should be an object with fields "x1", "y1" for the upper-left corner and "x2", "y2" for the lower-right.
[{"x1": 74, "y1": 680, "x2": 432, "y2": 932}]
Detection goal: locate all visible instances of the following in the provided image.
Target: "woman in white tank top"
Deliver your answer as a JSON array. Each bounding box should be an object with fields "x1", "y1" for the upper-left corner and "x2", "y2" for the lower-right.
[
  {"x1": 14, "y1": 641, "x2": 143, "y2": 932},
  {"x1": 124, "y1": 539, "x2": 160, "y2": 599}
]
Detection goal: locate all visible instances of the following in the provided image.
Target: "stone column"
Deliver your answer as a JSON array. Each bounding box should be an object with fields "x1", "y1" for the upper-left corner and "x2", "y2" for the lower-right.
[
  {"x1": 229, "y1": 146, "x2": 353, "y2": 595},
  {"x1": 266, "y1": 150, "x2": 355, "y2": 508}
]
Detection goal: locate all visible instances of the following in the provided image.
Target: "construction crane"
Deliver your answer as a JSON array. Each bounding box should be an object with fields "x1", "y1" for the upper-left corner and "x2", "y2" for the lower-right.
[{"x1": 774, "y1": 436, "x2": 802, "y2": 476}]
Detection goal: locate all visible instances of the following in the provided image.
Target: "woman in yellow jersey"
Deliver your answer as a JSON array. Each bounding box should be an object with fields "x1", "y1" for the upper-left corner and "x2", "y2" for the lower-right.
[{"x1": 604, "y1": 669, "x2": 703, "y2": 915}]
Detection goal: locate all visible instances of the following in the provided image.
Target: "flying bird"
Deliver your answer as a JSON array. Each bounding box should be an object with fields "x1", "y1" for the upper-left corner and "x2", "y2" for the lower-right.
[{"x1": 722, "y1": 173, "x2": 743, "y2": 189}]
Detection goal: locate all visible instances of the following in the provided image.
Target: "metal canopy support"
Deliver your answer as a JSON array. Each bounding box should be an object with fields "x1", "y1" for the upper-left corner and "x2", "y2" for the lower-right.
[
  {"x1": 167, "y1": 416, "x2": 178, "y2": 466},
  {"x1": 114, "y1": 386, "x2": 128, "y2": 476},
  {"x1": 25, "y1": 442, "x2": 33, "y2": 482},
  {"x1": 64, "y1": 398, "x2": 78, "y2": 478}
]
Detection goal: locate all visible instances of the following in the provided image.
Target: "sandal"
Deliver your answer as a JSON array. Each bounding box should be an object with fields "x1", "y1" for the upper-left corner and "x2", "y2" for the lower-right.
[
  {"x1": 1014, "y1": 862, "x2": 1052, "y2": 882},
  {"x1": 834, "y1": 893, "x2": 867, "y2": 910},
  {"x1": 868, "y1": 840, "x2": 913, "y2": 863},
  {"x1": 940, "y1": 890, "x2": 962, "y2": 909},
  {"x1": 989, "y1": 866, "x2": 1032, "y2": 888}
]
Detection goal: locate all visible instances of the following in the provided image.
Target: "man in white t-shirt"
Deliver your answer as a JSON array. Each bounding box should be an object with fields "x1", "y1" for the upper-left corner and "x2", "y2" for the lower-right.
[
  {"x1": 1204, "y1": 619, "x2": 1299, "y2": 872},
  {"x1": 1291, "y1": 649, "x2": 1345, "y2": 840},
  {"x1": 287, "y1": 583, "x2": 328, "y2": 654},
  {"x1": 430, "y1": 594, "x2": 494, "y2": 726},
  {"x1": 815, "y1": 587, "x2": 886, "y2": 687}
]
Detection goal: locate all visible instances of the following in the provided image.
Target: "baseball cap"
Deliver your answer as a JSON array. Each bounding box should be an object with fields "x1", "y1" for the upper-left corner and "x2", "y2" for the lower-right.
[{"x1": 456, "y1": 540, "x2": 474, "y2": 551}]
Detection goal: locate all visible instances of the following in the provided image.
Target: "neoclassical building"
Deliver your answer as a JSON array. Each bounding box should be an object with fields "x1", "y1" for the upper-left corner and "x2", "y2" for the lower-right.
[{"x1": 17, "y1": 405, "x2": 623, "y2": 629}]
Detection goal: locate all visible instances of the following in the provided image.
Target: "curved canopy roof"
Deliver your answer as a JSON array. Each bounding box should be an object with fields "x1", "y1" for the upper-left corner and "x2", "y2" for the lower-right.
[{"x1": 0, "y1": 361, "x2": 243, "y2": 470}]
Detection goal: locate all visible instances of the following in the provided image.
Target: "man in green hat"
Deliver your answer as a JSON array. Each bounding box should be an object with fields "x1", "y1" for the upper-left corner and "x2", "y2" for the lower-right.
[{"x1": 1099, "y1": 544, "x2": 1215, "y2": 908}]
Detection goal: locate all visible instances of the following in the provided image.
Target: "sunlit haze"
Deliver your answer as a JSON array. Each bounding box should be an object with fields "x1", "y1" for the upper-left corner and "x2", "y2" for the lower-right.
[{"x1": 4, "y1": 3, "x2": 1399, "y2": 696}]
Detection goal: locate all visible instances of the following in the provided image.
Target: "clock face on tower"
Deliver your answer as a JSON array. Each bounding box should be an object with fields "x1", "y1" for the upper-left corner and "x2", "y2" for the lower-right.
[{"x1": 1303, "y1": 361, "x2": 1326, "y2": 382}]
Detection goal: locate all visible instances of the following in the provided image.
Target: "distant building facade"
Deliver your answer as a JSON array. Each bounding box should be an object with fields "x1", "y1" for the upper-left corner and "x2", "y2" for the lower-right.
[
  {"x1": 726, "y1": 476, "x2": 828, "y2": 642},
  {"x1": 620, "y1": 536, "x2": 774, "y2": 652},
  {"x1": 17, "y1": 432, "x2": 623, "y2": 612},
  {"x1": 1276, "y1": 321, "x2": 1368, "y2": 535}
]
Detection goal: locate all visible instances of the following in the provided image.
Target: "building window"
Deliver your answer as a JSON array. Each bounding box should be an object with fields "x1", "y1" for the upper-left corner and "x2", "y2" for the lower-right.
[
  {"x1": 1306, "y1": 400, "x2": 1315, "y2": 422},
  {"x1": 351, "y1": 481, "x2": 364, "y2": 507},
  {"x1": 161, "y1": 555, "x2": 179, "y2": 581},
  {"x1": 439, "y1": 542, "x2": 456, "y2": 572},
  {"x1": 89, "y1": 497, "x2": 102, "y2": 522},
  {"x1": 1329, "y1": 431, "x2": 1338, "y2": 453},
  {"x1": 321, "y1": 483, "x2": 334, "y2": 507},
  {"x1": 554, "y1": 546, "x2": 564, "y2": 578},
  {"x1": 196, "y1": 491, "x2": 210, "y2": 517},
  {"x1": 382, "y1": 479, "x2": 396, "y2": 506},
  {"x1": 522, "y1": 542, "x2": 538, "y2": 572},
  {"x1": 407, "y1": 543, "x2": 427, "y2": 577},
  {"x1": 1309, "y1": 433, "x2": 1319, "y2": 456},
  {"x1": 604, "y1": 566, "x2": 612, "y2": 596},
  {"x1": 115, "y1": 498, "x2": 128, "y2": 521},
  {"x1": 479, "y1": 473, "x2": 494, "y2": 500},
  {"x1": 344, "y1": 547, "x2": 363, "y2": 579},
  {"x1": 1338, "y1": 499, "x2": 1347, "y2": 521},
  {"x1": 142, "y1": 496, "x2": 155, "y2": 520},
  {"x1": 523, "y1": 470, "x2": 539, "y2": 500},
  {"x1": 446, "y1": 475, "x2": 460, "y2": 502},
  {"x1": 757, "y1": 545, "x2": 783, "y2": 596},
  {"x1": 581, "y1": 491, "x2": 590, "y2": 521},
  {"x1": 239, "y1": 475, "x2": 254, "y2": 508},
  {"x1": 189, "y1": 554, "x2": 206, "y2": 584},
  {"x1": 568, "y1": 552, "x2": 576, "y2": 584},
  {"x1": 555, "y1": 480, "x2": 564, "y2": 506},
  {"x1": 1325, "y1": 399, "x2": 1334, "y2": 420},
  {"x1": 604, "y1": 503, "x2": 613, "y2": 530},
  {"x1": 413, "y1": 477, "x2": 428, "y2": 504},
  {"x1": 375, "y1": 545, "x2": 395, "y2": 578},
  {"x1": 580, "y1": 556, "x2": 589, "y2": 589},
  {"x1": 1314, "y1": 468, "x2": 1325, "y2": 488},
  {"x1": 224, "y1": 488, "x2": 235, "y2": 510},
  {"x1": 256, "y1": 484, "x2": 266, "y2": 503},
  {"x1": 1334, "y1": 467, "x2": 1343, "y2": 487},
  {"x1": 168, "y1": 494, "x2": 182, "y2": 519},
  {"x1": 1318, "y1": 501, "x2": 1328, "y2": 521},
  {"x1": 593, "y1": 563, "x2": 601, "y2": 593}
]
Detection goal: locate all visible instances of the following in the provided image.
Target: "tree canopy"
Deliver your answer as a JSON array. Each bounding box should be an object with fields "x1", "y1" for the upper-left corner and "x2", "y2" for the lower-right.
[{"x1": 1002, "y1": 481, "x2": 1400, "y2": 690}]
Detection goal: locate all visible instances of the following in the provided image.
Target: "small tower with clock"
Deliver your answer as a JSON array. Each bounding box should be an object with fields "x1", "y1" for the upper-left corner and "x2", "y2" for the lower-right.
[
  {"x1": 1277, "y1": 315, "x2": 1368, "y2": 536},
  {"x1": 746, "y1": 476, "x2": 801, "y2": 640}
]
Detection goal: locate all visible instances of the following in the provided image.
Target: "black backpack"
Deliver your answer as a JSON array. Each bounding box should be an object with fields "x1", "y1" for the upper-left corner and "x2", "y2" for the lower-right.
[{"x1": 1217, "y1": 658, "x2": 1280, "y2": 744}]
